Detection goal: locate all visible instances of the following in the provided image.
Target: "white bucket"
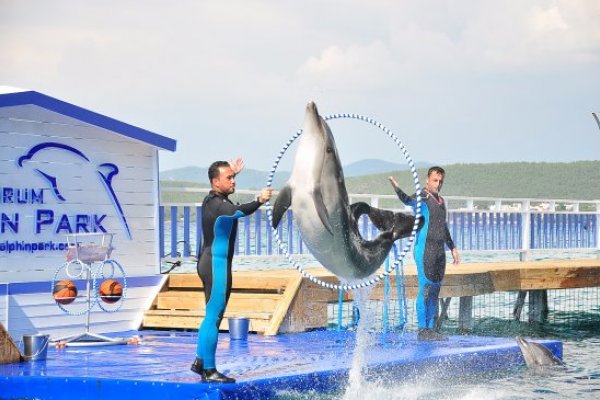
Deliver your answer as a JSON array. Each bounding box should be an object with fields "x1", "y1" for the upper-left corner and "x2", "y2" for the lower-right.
[
  {"x1": 22, "y1": 334, "x2": 50, "y2": 361},
  {"x1": 228, "y1": 317, "x2": 249, "y2": 340}
]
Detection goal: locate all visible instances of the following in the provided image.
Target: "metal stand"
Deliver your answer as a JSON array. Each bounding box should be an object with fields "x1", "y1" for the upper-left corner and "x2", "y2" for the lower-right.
[{"x1": 52, "y1": 233, "x2": 127, "y2": 347}]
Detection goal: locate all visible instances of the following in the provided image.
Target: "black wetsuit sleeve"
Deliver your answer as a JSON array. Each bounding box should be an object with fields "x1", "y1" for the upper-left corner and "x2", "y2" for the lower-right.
[
  {"x1": 444, "y1": 225, "x2": 455, "y2": 250},
  {"x1": 216, "y1": 199, "x2": 263, "y2": 217},
  {"x1": 393, "y1": 187, "x2": 417, "y2": 207}
]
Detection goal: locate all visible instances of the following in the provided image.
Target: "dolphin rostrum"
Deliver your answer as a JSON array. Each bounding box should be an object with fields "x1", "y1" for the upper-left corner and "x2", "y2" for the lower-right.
[
  {"x1": 516, "y1": 336, "x2": 564, "y2": 368},
  {"x1": 271, "y1": 101, "x2": 420, "y2": 280}
]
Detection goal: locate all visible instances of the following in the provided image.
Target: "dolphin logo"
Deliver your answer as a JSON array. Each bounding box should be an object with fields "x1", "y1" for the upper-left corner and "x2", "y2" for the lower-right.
[
  {"x1": 16, "y1": 142, "x2": 133, "y2": 239},
  {"x1": 271, "y1": 102, "x2": 420, "y2": 280},
  {"x1": 18, "y1": 142, "x2": 90, "y2": 201},
  {"x1": 516, "y1": 336, "x2": 564, "y2": 368}
]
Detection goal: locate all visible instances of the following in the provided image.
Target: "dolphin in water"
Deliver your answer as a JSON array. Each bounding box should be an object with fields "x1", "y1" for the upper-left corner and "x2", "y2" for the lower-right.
[
  {"x1": 271, "y1": 102, "x2": 420, "y2": 280},
  {"x1": 516, "y1": 336, "x2": 564, "y2": 368}
]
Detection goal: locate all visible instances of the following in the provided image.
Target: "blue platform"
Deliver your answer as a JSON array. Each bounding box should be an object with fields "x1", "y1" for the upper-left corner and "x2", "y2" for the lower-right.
[{"x1": 0, "y1": 330, "x2": 562, "y2": 400}]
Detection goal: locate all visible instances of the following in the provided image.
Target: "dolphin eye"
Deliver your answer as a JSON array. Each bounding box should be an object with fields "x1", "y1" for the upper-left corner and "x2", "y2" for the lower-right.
[{"x1": 326, "y1": 147, "x2": 333, "y2": 153}]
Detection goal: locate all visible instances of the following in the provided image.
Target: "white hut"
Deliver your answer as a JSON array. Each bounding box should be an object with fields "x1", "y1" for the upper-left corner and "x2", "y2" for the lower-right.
[{"x1": 0, "y1": 86, "x2": 176, "y2": 341}]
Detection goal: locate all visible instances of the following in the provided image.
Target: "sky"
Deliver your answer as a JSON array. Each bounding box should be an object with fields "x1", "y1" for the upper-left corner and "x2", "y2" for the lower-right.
[{"x1": 1, "y1": 0, "x2": 599, "y2": 172}]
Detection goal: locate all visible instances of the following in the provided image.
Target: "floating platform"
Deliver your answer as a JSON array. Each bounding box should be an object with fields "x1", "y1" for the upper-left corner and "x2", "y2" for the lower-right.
[{"x1": 0, "y1": 330, "x2": 562, "y2": 400}]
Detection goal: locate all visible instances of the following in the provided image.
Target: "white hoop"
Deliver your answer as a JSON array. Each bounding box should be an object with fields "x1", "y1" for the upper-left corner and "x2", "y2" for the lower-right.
[
  {"x1": 64, "y1": 259, "x2": 87, "y2": 279},
  {"x1": 265, "y1": 113, "x2": 422, "y2": 291},
  {"x1": 52, "y1": 260, "x2": 97, "y2": 316}
]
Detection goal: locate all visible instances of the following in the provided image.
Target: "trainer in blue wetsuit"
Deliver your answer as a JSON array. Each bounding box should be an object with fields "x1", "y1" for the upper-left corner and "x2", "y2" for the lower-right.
[
  {"x1": 389, "y1": 166, "x2": 460, "y2": 341},
  {"x1": 191, "y1": 160, "x2": 272, "y2": 383}
]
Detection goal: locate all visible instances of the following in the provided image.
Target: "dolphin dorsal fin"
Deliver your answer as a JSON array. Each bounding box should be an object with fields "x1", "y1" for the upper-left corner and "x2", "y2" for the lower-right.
[{"x1": 271, "y1": 185, "x2": 292, "y2": 228}]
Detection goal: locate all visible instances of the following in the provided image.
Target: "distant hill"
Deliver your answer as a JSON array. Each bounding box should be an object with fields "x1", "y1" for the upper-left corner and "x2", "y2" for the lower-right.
[
  {"x1": 161, "y1": 160, "x2": 600, "y2": 200},
  {"x1": 160, "y1": 166, "x2": 209, "y2": 183},
  {"x1": 160, "y1": 159, "x2": 430, "y2": 189},
  {"x1": 160, "y1": 166, "x2": 290, "y2": 189},
  {"x1": 343, "y1": 159, "x2": 432, "y2": 176},
  {"x1": 347, "y1": 160, "x2": 600, "y2": 200}
]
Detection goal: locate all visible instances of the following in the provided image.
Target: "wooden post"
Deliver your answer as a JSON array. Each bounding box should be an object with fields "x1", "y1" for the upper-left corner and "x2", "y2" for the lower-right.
[
  {"x1": 458, "y1": 296, "x2": 473, "y2": 333},
  {"x1": 264, "y1": 276, "x2": 303, "y2": 336},
  {"x1": 596, "y1": 201, "x2": 600, "y2": 259},
  {"x1": 1, "y1": 322, "x2": 23, "y2": 364},
  {"x1": 528, "y1": 289, "x2": 548, "y2": 323},
  {"x1": 513, "y1": 291, "x2": 527, "y2": 321},
  {"x1": 436, "y1": 297, "x2": 452, "y2": 330},
  {"x1": 520, "y1": 199, "x2": 531, "y2": 261}
]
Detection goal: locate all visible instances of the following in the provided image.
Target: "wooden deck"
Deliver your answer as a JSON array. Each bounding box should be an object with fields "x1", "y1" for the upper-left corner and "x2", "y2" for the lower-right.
[{"x1": 142, "y1": 258, "x2": 600, "y2": 335}]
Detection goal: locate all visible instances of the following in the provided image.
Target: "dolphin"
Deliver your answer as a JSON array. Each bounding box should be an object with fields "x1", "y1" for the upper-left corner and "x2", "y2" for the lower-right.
[
  {"x1": 271, "y1": 102, "x2": 420, "y2": 280},
  {"x1": 516, "y1": 336, "x2": 564, "y2": 368}
]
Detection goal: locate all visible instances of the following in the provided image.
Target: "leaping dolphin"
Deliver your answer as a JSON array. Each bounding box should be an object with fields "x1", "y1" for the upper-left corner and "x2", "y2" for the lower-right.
[
  {"x1": 271, "y1": 102, "x2": 420, "y2": 280},
  {"x1": 516, "y1": 336, "x2": 564, "y2": 368}
]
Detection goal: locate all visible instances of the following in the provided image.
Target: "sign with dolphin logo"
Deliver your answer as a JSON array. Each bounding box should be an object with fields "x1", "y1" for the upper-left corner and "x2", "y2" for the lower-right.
[
  {"x1": 271, "y1": 102, "x2": 421, "y2": 281},
  {"x1": 14, "y1": 141, "x2": 132, "y2": 239}
]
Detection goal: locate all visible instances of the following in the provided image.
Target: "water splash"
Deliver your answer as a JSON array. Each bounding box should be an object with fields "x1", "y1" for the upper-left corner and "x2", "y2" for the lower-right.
[{"x1": 342, "y1": 286, "x2": 375, "y2": 400}]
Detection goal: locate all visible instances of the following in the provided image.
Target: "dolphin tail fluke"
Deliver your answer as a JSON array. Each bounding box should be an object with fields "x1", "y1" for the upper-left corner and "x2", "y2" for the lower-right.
[
  {"x1": 351, "y1": 202, "x2": 419, "y2": 241},
  {"x1": 272, "y1": 185, "x2": 292, "y2": 228},
  {"x1": 389, "y1": 211, "x2": 421, "y2": 241},
  {"x1": 350, "y1": 202, "x2": 371, "y2": 223}
]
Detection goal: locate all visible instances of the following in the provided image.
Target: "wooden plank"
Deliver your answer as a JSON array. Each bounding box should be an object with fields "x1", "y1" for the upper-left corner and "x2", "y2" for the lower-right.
[
  {"x1": 144, "y1": 309, "x2": 272, "y2": 319},
  {"x1": 264, "y1": 276, "x2": 303, "y2": 336},
  {"x1": 156, "y1": 291, "x2": 283, "y2": 311},
  {"x1": 142, "y1": 314, "x2": 272, "y2": 332},
  {"x1": 1, "y1": 322, "x2": 23, "y2": 364},
  {"x1": 168, "y1": 273, "x2": 291, "y2": 291},
  {"x1": 519, "y1": 266, "x2": 600, "y2": 290},
  {"x1": 489, "y1": 269, "x2": 522, "y2": 291}
]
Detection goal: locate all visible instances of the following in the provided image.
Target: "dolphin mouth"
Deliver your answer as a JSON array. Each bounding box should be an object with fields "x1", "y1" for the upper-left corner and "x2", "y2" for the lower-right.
[{"x1": 306, "y1": 101, "x2": 327, "y2": 141}]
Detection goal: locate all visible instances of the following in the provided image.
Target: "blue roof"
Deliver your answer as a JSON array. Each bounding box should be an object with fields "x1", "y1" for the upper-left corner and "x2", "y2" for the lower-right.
[{"x1": 0, "y1": 89, "x2": 176, "y2": 151}]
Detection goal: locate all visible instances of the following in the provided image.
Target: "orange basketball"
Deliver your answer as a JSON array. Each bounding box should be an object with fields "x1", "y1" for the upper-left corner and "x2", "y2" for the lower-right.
[
  {"x1": 53, "y1": 280, "x2": 78, "y2": 305},
  {"x1": 99, "y1": 279, "x2": 123, "y2": 304}
]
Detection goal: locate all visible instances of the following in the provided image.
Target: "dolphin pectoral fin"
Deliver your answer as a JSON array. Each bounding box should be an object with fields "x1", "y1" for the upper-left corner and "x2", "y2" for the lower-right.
[
  {"x1": 272, "y1": 185, "x2": 292, "y2": 228},
  {"x1": 313, "y1": 187, "x2": 333, "y2": 235}
]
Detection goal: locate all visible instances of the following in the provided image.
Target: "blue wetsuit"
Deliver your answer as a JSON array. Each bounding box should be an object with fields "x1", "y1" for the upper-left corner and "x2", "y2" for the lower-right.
[
  {"x1": 196, "y1": 191, "x2": 262, "y2": 369},
  {"x1": 394, "y1": 187, "x2": 455, "y2": 329}
]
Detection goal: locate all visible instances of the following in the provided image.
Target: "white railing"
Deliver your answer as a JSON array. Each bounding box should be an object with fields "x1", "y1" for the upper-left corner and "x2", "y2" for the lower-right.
[{"x1": 159, "y1": 187, "x2": 600, "y2": 260}]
